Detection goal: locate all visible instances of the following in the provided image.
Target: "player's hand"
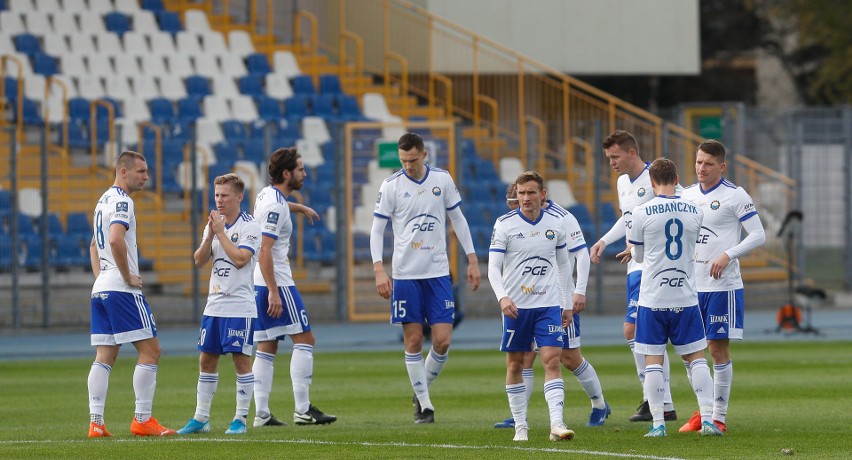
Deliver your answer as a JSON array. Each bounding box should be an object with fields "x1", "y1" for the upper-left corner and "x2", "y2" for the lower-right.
[
  {"x1": 572, "y1": 293, "x2": 586, "y2": 314},
  {"x1": 616, "y1": 243, "x2": 633, "y2": 264},
  {"x1": 589, "y1": 241, "x2": 606, "y2": 264},
  {"x1": 267, "y1": 290, "x2": 283, "y2": 318},
  {"x1": 499, "y1": 297, "x2": 518, "y2": 319},
  {"x1": 709, "y1": 253, "x2": 731, "y2": 279},
  {"x1": 302, "y1": 206, "x2": 320, "y2": 225},
  {"x1": 126, "y1": 274, "x2": 143, "y2": 289},
  {"x1": 209, "y1": 210, "x2": 225, "y2": 235},
  {"x1": 375, "y1": 270, "x2": 392, "y2": 299},
  {"x1": 467, "y1": 263, "x2": 481, "y2": 291},
  {"x1": 561, "y1": 309, "x2": 574, "y2": 328}
]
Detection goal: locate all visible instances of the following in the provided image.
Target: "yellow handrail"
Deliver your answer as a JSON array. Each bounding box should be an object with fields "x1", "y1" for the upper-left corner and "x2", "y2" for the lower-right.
[
  {"x1": 295, "y1": 10, "x2": 319, "y2": 55},
  {"x1": 44, "y1": 76, "x2": 70, "y2": 219},
  {"x1": 474, "y1": 94, "x2": 499, "y2": 165},
  {"x1": 384, "y1": 52, "x2": 409, "y2": 120},
  {"x1": 136, "y1": 122, "x2": 162, "y2": 197},
  {"x1": 339, "y1": 30, "x2": 364, "y2": 92},
  {"x1": 526, "y1": 115, "x2": 547, "y2": 173},
  {"x1": 90, "y1": 99, "x2": 115, "y2": 170},
  {"x1": 183, "y1": 143, "x2": 210, "y2": 218},
  {"x1": 0, "y1": 54, "x2": 25, "y2": 143},
  {"x1": 429, "y1": 73, "x2": 452, "y2": 120}
]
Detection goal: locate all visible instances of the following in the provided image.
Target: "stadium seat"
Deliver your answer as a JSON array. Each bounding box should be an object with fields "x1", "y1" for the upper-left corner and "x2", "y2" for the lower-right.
[
  {"x1": 13, "y1": 33, "x2": 40, "y2": 57},
  {"x1": 176, "y1": 31, "x2": 203, "y2": 55},
  {"x1": 129, "y1": 74, "x2": 160, "y2": 100},
  {"x1": 177, "y1": 96, "x2": 202, "y2": 123},
  {"x1": 148, "y1": 97, "x2": 175, "y2": 124},
  {"x1": 338, "y1": 94, "x2": 364, "y2": 120},
  {"x1": 499, "y1": 157, "x2": 524, "y2": 184},
  {"x1": 104, "y1": 75, "x2": 132, "y2": 100},
  {"x1": 200, "y1": 30, "x2": 227, "y2": 56},
  {"x1": 272, "y1": 50, "x2": 302, "y2": 78},
  {"x1": 50, "y1": 12, "x2": 79, "y2": 34},
  {"x1": 290, "y1": 75, "x2": 315, "y2": 95},
  {"x1": 33, "y1": 52, "x2": 59, "y2": 77},
  {"x1": 139, "y1": 54, "x2": 167, "y2": 76},
  {"x1": 0, "y1": 12, "x2": 26, "y2": 37},
  {"x1": 302, "y1": 116, "x2": 331, "y2": 145},
  {"x1": 185, "y1": 75, "x2": 211, "y2": 98},
  {"x1": 166, "y1": 53, "x2": 194, "y2": 78},
  {"x1": 312, "y1": 93, "x2": 338, "y2": 120},
  {"x1": 123, "y1": 31, "x2": 150, "y2": 55},
  {"x1": 77, "y1": 75, "x2": 105, "y2": 99},
  {"x1": 184, "y1": 9, "x2": 211, "y2": 32},
  {"x1": 141, "y1": 0, "x2": 166, "y2": 12},
  {"x1": 202, "y1": 95, "x2": 231, "y2": 122},
  {"x1": 66, "y1": 212, "x2": 91, "y2": 239},
  {"x1": 318, "y1": 74, "x2": 342, "y2": 94},
  {"x1": 155, "y1": 10, "x2": 181, "y2": 35},
  {"x1": 104, "y1": 12, "x2": 132, "y2": 36},
  {"x1": 245, "y1": 52, "x2": 271, "y2": 75},
  {"x1": 230, "y1": 95, "x2": 259, "y2": 122},
  {"x1": 219, "y1": 52, "x2": 248, "y2": 78},
  {"x1": 264, "y1": 73, "x2": 293, "y2": 100},
  {"x1": 256, "y1": 95, "x2": 283, "y2": 121},
  {"x1": 148, "y1": 31, "x2": 178, "y2": 56},
  {"x1": 123, "y1": 97, "x2": 151, "y2": 124},
  {"x1": 131, "y1": 10, "x2": 159, "y2": 33},
  {"x1": 284, "y1": 95, "x2": 311, "y2": 119},
  {"x1": 220, "y1": 120, "x2": 248, "y2": 141},
  {"x1": 115, "y1": 0, "x2": 142, "y2": 14},
  {"x1": 296, "y1": 139, "x2": 324, "y2": 168},
  {"x1": 0, "y1": 33, "x2": 16, "y2": 55},
  {"x1": 87, "y1": 54, "x2": 113, "y2": 77},
  {"x1": 8, "y1": 0, "x2": 33, "y2": 11},
  {"x1": 192, "y1": 53, "x2": 219, "y2": 78},
  {"x1": 214, "y1": 142, "x2": 238, "y2": 167},
  {"x1": 88, "y1": 0, "x2": 113, "y2": 15},
  {"x1": 227, "y1": 30, "x2": 254, "y2": 56},
  {"x1": 158, "y1": 74, "x2": 187, "y2": 100},
  {"x1": 95, "y1": 31, "x2": 124, "y2": 55},
  {"x1": 79, "y1": 11, "x2": 107, "y2": 33},
  {"x1": 212, "y1": 74, "x2": 240, "y2": 98},
  {"x1": 56, "y1": 235, "x2": 89, "y2": 269},
  {"x1": 237, "y1": 74, "x2": 264, "y2": 97}
]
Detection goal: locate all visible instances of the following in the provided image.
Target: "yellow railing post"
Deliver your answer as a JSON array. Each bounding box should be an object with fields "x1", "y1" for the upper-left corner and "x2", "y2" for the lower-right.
[
  {"x1": 475, "y1": 95, "x2": 498, "y2": 165},
  {"x1": 295, "y1": 10, "x2": 318, "y2": 55},
  {"x1": 44, "y1": 76, "x2": 70, "y2": 219},
  {"x1": 0, "y1": 55, "x2": 25, "y2": 143}
]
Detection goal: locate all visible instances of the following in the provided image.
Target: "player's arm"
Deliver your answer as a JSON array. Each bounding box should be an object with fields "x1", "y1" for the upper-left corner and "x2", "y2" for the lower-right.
[
  {"x1": 258, "y1": 234, "x2": 282, "y2": 318},
  {"x1": 447, "y1": 206, "x2": 481, "y2": 291},
  {"x1": 108, "y1": 221, "x2": 141, "y2": 288},
  {"x1": 627, "y1": 211, "x2": 644, "y2": 263},
  {"x1": 370, "y1": 214, "x2": 392, "y2": 299},
  {"x1": 214, "y1": 231, "x2": 254, "y2": 269},
  {"x1": 193, "y1": 217, "x2": 214, "y2": 267},
  {"x1": 89, "y1": 237, "x2": 99, "y2": 278},
  {"x1": 488, "y1": 249, "x2": 517, "y2": 319},
  {"x1": 712, "y1": 214, "x2": 766, "y2": 279},
  {"x1": 590, "y1": 215, "x2": 625, "y2": 263},
  {"x1": 556, "y1": 248, "x2": 574, "y2": 328},
  {"x1": 288, "y1": 202, "x2": 319, "y2": 225},
  {"x1": 572, "y1": 247, "x2": 590, "y2": 313}
]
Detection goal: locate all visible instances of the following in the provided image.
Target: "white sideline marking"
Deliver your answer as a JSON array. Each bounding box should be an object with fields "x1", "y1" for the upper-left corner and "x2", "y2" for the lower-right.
[{"x1": 0, "y1": 438, "x2": 686, "y2": 459}]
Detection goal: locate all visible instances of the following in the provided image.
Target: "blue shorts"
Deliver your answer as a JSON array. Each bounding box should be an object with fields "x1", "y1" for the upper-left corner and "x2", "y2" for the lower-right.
[
  {"x1": 198, "y1": 315, "x2": 253, "y2": 356},
  {"x1": 634, "y1": 305, "x2": 707, "y2": 356},
  {"x1": 90, "y1": 291, "x2": 157, "y2": 346},
  {"x1": 390, "y1": 276, "x2": 455, "y2": 325},
  {"x1": 500, "y1": 306, "x2": 564, "y2": 352},
  {"x1": 563, "y1": 313, "x2": 581, "y2": 349},
  {"x1": 254, "y1": 285, "x2": 311, "y2": 341},
  {"x1": 625, "y1": 271, "x2": 641, "y2": 324},
  {"x1": 699, "y1": 289, "x2": 744, "y2": 340}
]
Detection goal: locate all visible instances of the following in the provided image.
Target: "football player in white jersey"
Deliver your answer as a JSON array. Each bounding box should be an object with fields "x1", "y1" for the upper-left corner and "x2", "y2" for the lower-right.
[
  {"x1": 178, "y1": 173, "x2": 262, "y2": 436},
  {"x1": 678, "y1": 140, "x2": 766, "y2": 434},
  {"x1": 251, "y1": 147, "x2": 336, "y2": 428},
  {"x1": 489, "y1": 171, "x2": 575, "y2": 443},
  {"x1": 87, "y1": 150, "x2": 176, "y2": 438},
  {"x1": 628, "y1": 158, "x2": 720, "y2": 437},
  {"x1": 371, "y1": 133, "x2": 481, "y2": 424},
  {"x1": 589, "y1": 130, "x2": 677, "y2": 422}
]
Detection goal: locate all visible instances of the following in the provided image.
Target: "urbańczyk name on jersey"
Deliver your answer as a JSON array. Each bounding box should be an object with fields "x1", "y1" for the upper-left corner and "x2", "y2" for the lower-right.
[{"x1": 643, "y1": 201, "x2": 699, "y2": 215}]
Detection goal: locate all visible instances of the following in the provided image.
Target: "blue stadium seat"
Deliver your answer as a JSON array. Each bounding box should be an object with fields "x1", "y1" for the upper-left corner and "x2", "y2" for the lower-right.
[
  {"x1": 104, "y1": 12, "x2": 132, "y2": 36},
  {"x1": 0, "y1": 239, "x2": 13, "y2": 270},
  {"x1": 33, "y1": 52, "x2": 58, "y2": 76},
  {"x1": 45, "y1": 213, "x2": 64, "y2": 241},
  {"x1": 256, "y1": 95, "x2": 283, "y2": 121},
  {"x1": 155, "y1": 10, "x2": 181, "y2": 35},
  {"x1": 290, "y1": 75, "x2": 315, "y2": 95},
  {"x1": 23, "y1": 235, "x2": 42, "y2": 270},
  {"x1": 56, "y1": 235, "x2": 89, "y2": 269},
  {"x1": 141, "y1": 0, "x2": 166, "y2": 12},
  {"x1": 242, "y1": 138, "x2": 266, "y2": 164},
  {"x1": 148, "y1": 97, "x2": 175, "y2": 124},
  {"x1": 237, "y1": 74, "x2": 264, "y2": 97},
  {"x1": 68, "y1": 97, "x2": 91, "y2": 123},
  {"x1": 0, "y1": 190, "x2": 10, "y2": 219},
  {"x1": 245, "y1": 53, "x2": 271, "y2": 75},
  {"x1": 221, "y1": 120, "x2": 248, "y2": 141},
  {"x1": 214, "y1": 143, "x2": 238, "y2": 167},
  {"x1": 338, "y1": 94, "x2": 363, "y2": 121},
  {"x1": 283, "y1": 95, "x2": 311, "y2": 119},
  {"x1": 12, "y1": 97, "x2": 42, "y2": 125},
  {"x1": 66, "y1": 212, "x2": 91, "y2": 239},
  {"x1": 318, "y1": 74, "x2": 342, "y2": 94},
  {"x1": 312, "y1": 94, "x2": 337, "y2": 120},
  {"x1": 3, "y1": 76, "x2": 18, "y2": 101},
  {"x1": 185, "y1": 75, "x2": 211, "y2": 98},
  {"x1": 177, "y1": 97, "x2": 202, "y2": 123},
  {"x1": 13, "y1": 33, "x2": 40, "y2": 57}
]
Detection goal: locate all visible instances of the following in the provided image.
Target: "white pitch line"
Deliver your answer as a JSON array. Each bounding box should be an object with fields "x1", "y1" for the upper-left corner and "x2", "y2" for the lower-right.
[{"x1": 0, "y1": 437, "x2": 687, "y2": 459}]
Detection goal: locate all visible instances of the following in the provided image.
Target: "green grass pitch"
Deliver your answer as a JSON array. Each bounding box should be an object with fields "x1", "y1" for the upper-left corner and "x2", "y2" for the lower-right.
[{"x1": 0, "y1": 341, "x2": 849, "y2": 459}]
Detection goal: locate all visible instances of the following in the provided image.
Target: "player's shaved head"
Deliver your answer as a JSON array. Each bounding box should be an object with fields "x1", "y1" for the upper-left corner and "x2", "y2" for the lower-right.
[{"x1": 116, "y1": 150, "x2": 145, "y2": 171}]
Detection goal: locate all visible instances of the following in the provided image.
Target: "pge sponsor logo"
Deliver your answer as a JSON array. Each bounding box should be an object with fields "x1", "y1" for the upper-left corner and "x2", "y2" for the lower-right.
[
  {"x1": 653, "y1": 268, "x2": 689, "y2": 288},
  {"x1": 412, "y1": 222, "x2": 436, "y2": 232},
  {"x1": 407, "y1": 214, "x2": 441, "y2": 233},
  {"x1": 522, "y1": 265, "x2": 549, "y2": 276},
  {"x1": 660, "y1": 277, "x2": 686, "y2": 287}
]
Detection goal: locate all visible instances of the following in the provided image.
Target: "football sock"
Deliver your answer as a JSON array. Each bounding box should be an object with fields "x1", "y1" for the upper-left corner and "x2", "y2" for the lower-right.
[
  {"x1": 405, "y1": 352, "x2": 433, "y2": 411},
  {"x1": 522, "y1": 368, "x2": 534, "y2": 402},
  {"x1": 688, "y1": 358, "x2": 714, "y2": 424},
  {"x1": 662, "y1": 352, "x2": 674, "y2": 411},
  {"x1": 424, "y1": 348, "x2": 448, "y2": 387},
  {"x1": 291, "y1": 344, "x2": 314, "y2": 414},
  {"x1": 506, "y1": 383, "x2": 526, "y2": 427},
  {"x1": 235, "y1": 372, "x2": 254, "y2": 420},
  {"x1": 713, "y1": 360, "x2": 733, "y2": 423},
  {"x1": 543, "y1": 378, "x2": 565, "y2": 428},
  {"x1": 133, "y1": 363, "x2": 157, "y2": 423},
  {"x1": 252, "y1": 351, "x2": 275, "y2": 417},
  {"x1": 572, "y1": 359, "x2": 606, "y2": 410},
  {"x1": 682, "y1": 359, "x2": 693, "y2": 387},
  {"x1": 88, "y1": 361, "x2": 111, "y2": 422},
  {"x1": 644, "y1": 363, "x2": 664, "y2": 428},
  {"x1": 194, "y1": 372, "x2": 218, "y2": 423},
  {"x1": 628, "y1": 339, "x2": 647, "y2": 400}
]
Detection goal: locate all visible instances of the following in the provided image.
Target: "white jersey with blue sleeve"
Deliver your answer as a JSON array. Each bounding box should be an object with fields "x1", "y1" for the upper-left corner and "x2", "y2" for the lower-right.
[
  {"x1": 629, "y1": 195, "x2": 703, "y2": 308},
  {"x1": 373, "y1": 166, "x2": 462, "y2": 280},
  {"x1": 203, "y1": 211, "x2": 261, "y2": 318},
  {"x1": 91, "y1": 186, "x2": 140, "y2": 294},
  {"x1": 682, "y1": 179, "x2": 761, "y2": 291},
  {"x1": 489, "y1": 208, "x2": 568, "y2": 309},
  {"x1": 252, "y1": 185, "x2": 294, "y2": 287}
]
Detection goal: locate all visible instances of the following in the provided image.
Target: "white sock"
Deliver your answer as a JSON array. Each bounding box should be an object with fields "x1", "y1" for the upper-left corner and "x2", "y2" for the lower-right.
[
  {"x1": 506, "y1": 383, "x2": 527, "y2": 427},
  {"x1": 235, "y1": 372, "x2": 254, "y2": 420},
  {"x1": 133, "y1": 363, "x2": 157, "y2": 423},
  {"x1": 713, "y1": 360, "x2": 733, "y2": 423},
  {"x1": 194, "y1": 372, "x2": 218, "y2": 423},
  {"x1": 628, "y1": 339, "x2": 647, "y2": 399},
  {"x1": 682, "y1": 359, "x2": 693, "y2": 387},
  {"x1": 689, "y1": 358, "x2": 714, "y2": 424},
  {"x1": 252, "y1": 351, "x2": 275, "y2": 417},
  {"x1": 291, "y1": 344, "x2": 314, "y2": 414},
  {"x1": 572, "y1": 359, "x2": 606, "y2": 409},
  {"x1": 644, "y1": 364, "x2": 664, "y2": 428},
  {"x1": 405, "y1": 352, "x2": 432, "y2": 411},
  {"x1": 88, "y1": 362, "x2": 111, "y2": 423},
  {"x1": 424, "y1": 348, "x2": 448, "y2": 387},
  {"x1": 543, "y1": 378, "x2": 565, "y2": 428},
  {"x1": 662, "y1": 352, "x2": 674, "y2": 411},
  {"x1": 522, "y1": 368, "x2": 534, "y2": 402}
]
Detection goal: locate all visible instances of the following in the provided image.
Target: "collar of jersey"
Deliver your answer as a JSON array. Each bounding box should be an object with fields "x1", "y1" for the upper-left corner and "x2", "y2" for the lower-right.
[
  {"x1": 629, "y1": 163, "x2": 650, "y2": 184},
  {"x1": 111, "y1": 185, "x2": 128, "y2": 196},
  {"x1": 518, "y1": 208, "x2": 545, "y2": 225},
  {"x1": 656, "y1": 194, "x2": 679, "y2": 199},
  {"x1": 403, "y1": 165, "x2": 430, "y2": 184},
  {"x1": 699, "y1": 178, "x2": 725, "y2": 195}
]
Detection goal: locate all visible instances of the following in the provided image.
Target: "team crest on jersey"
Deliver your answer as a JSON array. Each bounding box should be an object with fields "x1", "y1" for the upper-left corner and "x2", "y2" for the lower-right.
[
  {"x1": 267, "y1": 212, "x2": 279, "y2": 224},
  {"x1": 230, "y1": 233, "x2": 239, "y2": 243},
  {"x1": 545, "y1": 229, "x2": 555, "y2": 240},
  {"x1": 116, "y1": 202, "x2": 128, "y2": 212},
  {"x1": 637, "y1": 187, "x2": 646, "y2": 197},
  {"x1": 710, "y1": 200, "x2": 721, "y2": 210},
  {"x1": 432, "y1": 186, "x2": 442, "y2": 196}
]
